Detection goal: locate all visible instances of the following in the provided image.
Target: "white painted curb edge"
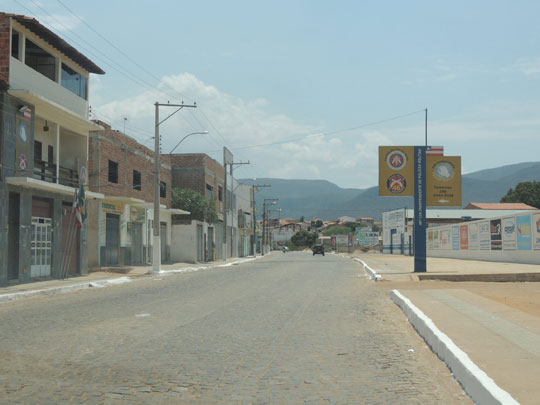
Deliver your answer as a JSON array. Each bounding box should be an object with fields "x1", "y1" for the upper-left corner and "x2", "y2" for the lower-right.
[
  {"x1": 390, "y1": 289, "x2": 519, "y2": 405},
  {"x1": 353, "y1": 258, "x2": 382, "y2": 281}
]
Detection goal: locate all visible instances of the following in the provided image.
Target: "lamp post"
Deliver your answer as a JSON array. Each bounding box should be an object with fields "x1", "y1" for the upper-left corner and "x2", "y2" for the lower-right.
[
  {"x1": 262, "y1": 198, "x2": 278, "y2": 255},
  {"x1": 169, "y1": 131, "x2": 208, "y2": 155},
  {"x1": 152, "y1": 102, "x2": 197, "y2": 274}
]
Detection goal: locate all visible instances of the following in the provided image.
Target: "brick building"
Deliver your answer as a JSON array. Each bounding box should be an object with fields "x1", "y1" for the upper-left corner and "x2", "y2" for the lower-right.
[
  {"x1": 87, "y1": 121, "x2": 187, "y2": 267},
  {"x1": 170, "y1": 153, "x2": 226, "y2": 260},
  {"x1": 0, "y1": 13, "x2": 104, "y2": 284}
]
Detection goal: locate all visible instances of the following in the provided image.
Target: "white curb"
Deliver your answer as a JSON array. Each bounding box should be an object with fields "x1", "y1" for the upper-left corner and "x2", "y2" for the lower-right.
[
  {"x1": 390, "y1": 289, "x2": 519, "y2": 405},
  {"x1": 353, "y1": 258, "x2": 382, "y2": 281}
]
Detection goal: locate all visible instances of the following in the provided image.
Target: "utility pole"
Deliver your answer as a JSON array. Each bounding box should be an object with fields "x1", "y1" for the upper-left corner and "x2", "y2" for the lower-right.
[
  {"x1": 153, "y1": 102, "x2": 196, "y2": 274},
  {"x1": 262, "y1": 198, "x2": 278, "y2": 255},
  {"x1": 251, "y1": 184, "x2": 270, "y2": 255},
  {"x1": 222, "y1": 151, "x2": 249, "y2": 260}
]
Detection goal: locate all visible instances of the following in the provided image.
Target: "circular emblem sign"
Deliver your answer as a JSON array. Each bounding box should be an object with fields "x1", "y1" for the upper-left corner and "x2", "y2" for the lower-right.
[
  {"x1": 386, "y1": 149, "x2": 407, "y2": 170},
  {"x1": 19, "y1": 123, "x2": 28, "y2": 143},
  {"x1": 387, "y1": 174, "x2": 407, "y2": 194},
  {"x1": 433, "y1": 161, "x2": 455, "y2": 181}
]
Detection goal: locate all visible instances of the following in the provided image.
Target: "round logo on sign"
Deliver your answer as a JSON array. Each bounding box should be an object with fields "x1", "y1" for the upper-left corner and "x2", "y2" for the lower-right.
[
  {"x1": 18, "y1": 153, "x2": 27, "y2": 170},
  {"x1": 387, "y1": 174, "x2": 406, "y2": 194},
  {"x1": 433, "y1": 161, "x2": 455, "y2": 181},
  {"x1": 19, "y1": 123, "x2": 28, "y2": 143},
  {"x1": 386, "y1": 149, "x2": 407, "y2": 170}
]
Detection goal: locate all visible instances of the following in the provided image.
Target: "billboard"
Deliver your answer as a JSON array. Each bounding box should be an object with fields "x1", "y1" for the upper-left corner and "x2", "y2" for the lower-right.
[
  {"x1": 460, "y1": 224, "x2": 469, "y2": 250},
  {"x1": 490, "y1": 219, "x2": 502, "y2": 250},
  {"x1": 426, "y1": 156, "x2": 462, "y2": 207},
  {"x1": 479, "y1": 221, "x2": 491, "y2": 250},
  {"x1": 533, "y1": 213, "x2": 540, "y2": 250},
  {"x1": 502, "y1": 217, "x2": 517, "y2": 250},
  {"x1": 379, "y1": 146, "x2": 414, "y2": 196},
  {"x1": 516, "y1": 215, "x2": 532, "y2": 251}
]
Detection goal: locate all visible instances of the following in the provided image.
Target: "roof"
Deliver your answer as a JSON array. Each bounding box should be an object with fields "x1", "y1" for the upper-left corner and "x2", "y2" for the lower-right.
[
  {"x1": 4, "y1": 13, "x2": 105, "y2": 74},
  {"x1": 464, "y1": 202, "x2": 537, "y2": 210}
]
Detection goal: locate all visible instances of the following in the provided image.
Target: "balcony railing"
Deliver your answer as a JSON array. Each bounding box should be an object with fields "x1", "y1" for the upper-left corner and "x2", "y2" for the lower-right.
[{"x1": 33, "y1": 159, "x2": 79, "y2": 188}]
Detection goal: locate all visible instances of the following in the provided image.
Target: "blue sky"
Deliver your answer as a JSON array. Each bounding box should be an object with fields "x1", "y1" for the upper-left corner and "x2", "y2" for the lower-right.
[{"x1": 4, "y1": 0, "x2": 540, "y2": 188}]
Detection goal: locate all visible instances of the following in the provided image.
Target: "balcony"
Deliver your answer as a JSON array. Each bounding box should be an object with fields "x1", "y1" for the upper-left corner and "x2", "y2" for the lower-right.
[{"x1": 33, "y1": 159, "x2": 79, "y2": 188}]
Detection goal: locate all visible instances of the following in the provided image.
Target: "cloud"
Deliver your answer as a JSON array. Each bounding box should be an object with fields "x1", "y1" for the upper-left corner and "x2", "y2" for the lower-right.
[{"x1": 511, "y1": 57, "x2": 540, "y2": 76}]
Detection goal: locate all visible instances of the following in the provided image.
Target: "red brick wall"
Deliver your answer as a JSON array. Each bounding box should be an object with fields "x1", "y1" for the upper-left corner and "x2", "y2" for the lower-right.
[
  {"x1": 0, "y1": 15, "x2": 11, "y2": 87},
  {"x1": 88, "y1": 120, "x2": 172, "y2": 208},
  {"x1": 170, "y1": 154, "x2": 225, "y2": 215}
]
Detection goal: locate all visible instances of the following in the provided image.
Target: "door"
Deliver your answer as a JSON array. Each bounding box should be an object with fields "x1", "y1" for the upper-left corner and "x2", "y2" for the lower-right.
[
  {"x1": 104, "y1": 213, "x2": 120, "y2": 266},
  {"x1": 207, "y1": 227, "x2": 214, "y2": 261},
  {"x1": 160, "y1": 222, "x2": 167, "y2": 263},
  {"x1": 8, "y1": 193, "x2": 20, "y2": 280},
  {"x1": 31, "y1": 217, "x2": 52, "y2": 277},
  {"x1": 131, "y1": 222, "x2": 143, "y2": 264},
  {"x1": 196, "y1": 225, "x2": 204, "y2": 262},
  {"x1": 61, "y1": 204, "x2": 80, "y2": 275}
]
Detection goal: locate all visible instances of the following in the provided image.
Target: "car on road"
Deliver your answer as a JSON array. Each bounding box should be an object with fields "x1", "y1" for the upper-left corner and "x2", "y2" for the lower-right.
[{"x1": 312, "y1": 244, "x2": 325, "y2": 256}]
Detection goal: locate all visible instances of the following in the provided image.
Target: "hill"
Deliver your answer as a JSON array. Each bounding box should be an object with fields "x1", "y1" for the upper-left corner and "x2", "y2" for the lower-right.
[{"x1": 241, "y1": 161, "x2": 540, "y2": 221}]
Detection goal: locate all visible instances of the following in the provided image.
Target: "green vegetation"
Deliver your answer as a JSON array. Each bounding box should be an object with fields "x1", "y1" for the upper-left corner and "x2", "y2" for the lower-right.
[
  {"x1": 322, "y1": 225, "x2": 352, "y2": 236},
  {"x1": 171, "y1": 188, "x2": 218, "y2": 223},
  {"x1": 500, "y1": 181, "x2": 540, "y2": 208},
  {"x1": 290, "y1": 230, "x2": 318, "y2": 249}
]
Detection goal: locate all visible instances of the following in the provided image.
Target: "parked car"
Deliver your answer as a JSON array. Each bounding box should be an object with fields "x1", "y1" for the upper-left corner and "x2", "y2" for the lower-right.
[{"x1": 312, "y1": 244, "x2": 325, "y2": 256}]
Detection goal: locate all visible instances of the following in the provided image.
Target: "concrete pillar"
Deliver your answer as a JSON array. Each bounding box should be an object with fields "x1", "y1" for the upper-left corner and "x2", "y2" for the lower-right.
[
  {"x1": 0, "y1": 186, "x2": 8, "y2": 284},
  {"x1": 51, "y1": 198, "x2": 63, "y2": 278}
]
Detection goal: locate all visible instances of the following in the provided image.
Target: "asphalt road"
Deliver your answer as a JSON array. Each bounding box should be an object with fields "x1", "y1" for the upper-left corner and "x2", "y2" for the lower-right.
[{"x1": 0, "y1": 252, "x2": 471, "y2": 404}]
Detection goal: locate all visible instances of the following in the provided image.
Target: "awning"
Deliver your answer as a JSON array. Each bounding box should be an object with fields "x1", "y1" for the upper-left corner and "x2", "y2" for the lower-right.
[
  {"x1": 6, "y1": 177, "x2": 104, "y2": 199},
  {"x1": 8, "y1": 89, "x2": 103, "y2": 134}
]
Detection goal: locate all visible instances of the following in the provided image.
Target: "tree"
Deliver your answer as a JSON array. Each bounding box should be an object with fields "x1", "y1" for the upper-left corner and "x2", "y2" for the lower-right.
[
  {"x1": 311, "y1": 219, "x2": 323, "y2": 228},
  {"x1": 322, "y1": 225, "x2": 352, "y2": 236},
  {"x1": 171, "y1": 188, "x2": 218, "y2": 223},
  {"x1": 290, "y1": 230, "x2": 318, "y2": 248},
  {"x1": 500, "y1": 181, "x2": 540, "y2": 209},
  {"x1": 299, "y1": 215, "x2": 305, "y2": 223}
]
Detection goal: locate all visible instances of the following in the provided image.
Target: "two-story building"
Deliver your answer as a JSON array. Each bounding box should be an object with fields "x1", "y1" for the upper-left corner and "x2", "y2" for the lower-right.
[{"x1": 0, "y1": 13, "x2": 104, "y2": 284}]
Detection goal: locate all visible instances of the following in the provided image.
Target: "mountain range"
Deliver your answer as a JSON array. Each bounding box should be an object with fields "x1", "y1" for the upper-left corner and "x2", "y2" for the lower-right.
[{"x1": 241, "y1": 161, "x2": 540, "y2": 221}]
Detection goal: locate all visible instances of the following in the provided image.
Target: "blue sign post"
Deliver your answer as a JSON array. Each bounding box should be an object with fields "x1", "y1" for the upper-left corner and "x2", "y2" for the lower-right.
[{"x1": 414, "y1": 146, "x2": 427, "y2": 272}]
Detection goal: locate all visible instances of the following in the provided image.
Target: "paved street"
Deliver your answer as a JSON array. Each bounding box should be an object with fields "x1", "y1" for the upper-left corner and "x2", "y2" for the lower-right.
[{"x1": 0, "y1": 252, "x2": 470, "y2": 404}]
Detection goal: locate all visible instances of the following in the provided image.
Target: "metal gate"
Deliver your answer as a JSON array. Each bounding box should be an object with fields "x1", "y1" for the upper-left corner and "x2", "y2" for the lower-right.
[
  {"x1": 197, "y1": 224, "x2": 204, "y2": 262},
  {"x1": 104, "y1": 213, "x2": 120, "y2": 265},
  {"x1": 31, "y1": 217, "x2": 52, "y2": 277},
  {"x1": 130, "y1": 222, "x2": 143, "y2": 264},
  {"x1": 215, "y1": 223, "x2": 223, "y2": 260},
  {"x1": 207, "y1": 227, "x2": 214, "y2": 261},
  {"x1": 160, "y1": 222, "x2": 167, "y2": 263}
]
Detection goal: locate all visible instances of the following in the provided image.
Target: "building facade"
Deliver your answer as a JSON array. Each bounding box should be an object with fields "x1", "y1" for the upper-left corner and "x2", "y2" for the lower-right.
[{"x1": 0, "y1": 13, "x2": 104, "y2": 284}]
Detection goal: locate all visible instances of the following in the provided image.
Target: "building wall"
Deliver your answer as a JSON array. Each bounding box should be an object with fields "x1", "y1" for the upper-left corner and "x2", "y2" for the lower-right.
[
  {"x1": 0, "y1": 15, "x2": 10, "y2": 86},
  {"x1": 89, "y1": 121, "x2": 172, "y2": 207}
]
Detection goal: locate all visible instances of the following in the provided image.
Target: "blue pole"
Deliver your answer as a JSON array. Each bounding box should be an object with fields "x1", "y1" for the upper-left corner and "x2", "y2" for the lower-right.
[{"x1": 414, "y1": 146, "x2": 427, "y2": 272}]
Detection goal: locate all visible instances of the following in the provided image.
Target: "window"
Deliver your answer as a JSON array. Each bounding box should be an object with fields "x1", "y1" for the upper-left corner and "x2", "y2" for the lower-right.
[
  {"x1": 133, "y1": 170, "x2": 141, "y2": 191},
  {"x1": 25, "y1": 39, "x2": 56, "y2": 81},
  {"x1": 108, "y1": 160, "x2": 118, "y2": 183},
  {"x1": 160, "y1": 181, "x2": 166, "y2": 198},
  {"x1": 47, "y1": 145, "x2": 54, "y2": 164},
  {"x1": 34, "y1": 141, "x2": 42, "y2": 161},
  {"x1": 11, "y1": 30, "x2": 19, "y2": 60},
  {"x1": 61, "y1": 63, "x2": 88, "y2": 100},
  {"x1": 218, "y1": 186, "x2": 223, "y2": 201},
  {"x1": 206, "y1": 184, "x2": 214, "y2": 200}
]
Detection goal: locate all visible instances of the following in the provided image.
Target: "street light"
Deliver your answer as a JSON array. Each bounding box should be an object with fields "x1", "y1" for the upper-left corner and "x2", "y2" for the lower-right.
[{"x1": 169, "y1": 131, "x2": 208, "y2": 154}]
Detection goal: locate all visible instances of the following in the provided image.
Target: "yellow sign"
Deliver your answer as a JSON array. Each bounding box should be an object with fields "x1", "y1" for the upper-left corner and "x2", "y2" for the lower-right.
[
  {"x1": 426, "y1": 156, "x2": 462, "y2": 207},
  {"x1": 378, "y1": 146, "x2": 414, "y2": 196}
]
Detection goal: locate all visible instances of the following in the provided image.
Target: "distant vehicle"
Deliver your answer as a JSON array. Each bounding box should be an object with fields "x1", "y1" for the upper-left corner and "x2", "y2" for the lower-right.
[
  {"x1": 312, "y1": 244, "x2": 325, "y2": 256},
  {"x1": 282, "y1": 246, "x2": 289, "y2": 253}
]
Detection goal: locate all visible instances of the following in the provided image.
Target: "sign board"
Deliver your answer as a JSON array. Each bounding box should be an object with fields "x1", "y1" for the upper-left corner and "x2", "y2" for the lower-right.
[
  {"x1": 426, "y1": 156, "x2": 462, "y2": 207},
  {"x1": 378, "y1": 146, "x2": 415, "y2": 196}
]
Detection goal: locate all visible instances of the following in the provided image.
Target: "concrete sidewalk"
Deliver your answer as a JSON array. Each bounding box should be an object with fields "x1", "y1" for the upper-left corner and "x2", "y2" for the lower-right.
[
  {"x1": 354, "y1": 253, "x2": 540, "y2": 405},
  {"x1": 0, "y1": 256, "x2": 262, "y2": 303}
]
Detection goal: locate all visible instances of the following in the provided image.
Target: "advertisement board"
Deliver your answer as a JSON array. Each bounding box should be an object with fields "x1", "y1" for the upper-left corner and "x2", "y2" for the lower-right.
[
  {"x1": 440, "y1": 228, "x2": 451, "y2": 249},
  {"x1": 469, "y1": 223, "x2": 479, "y2": 250},
  {"x1": 533, "y1": 213, "x2": 540, "y2": 250},
  {"x1": 452, "y1": 226, "x2": 460, "y2": 250},
  {"x1": 460, "y1": 224, "x2": 469, "y2": 250},
  {"x1": 502, "y1": 217, "x2": 517, "y2": 250},
  {"x1": 516, "y1": 215, "x2": 532, "y2": 251},
  {"x1": 426, "y1": 156, "x2": 462, "y2": 207},
  {"x1": 479, "y1": 221, "x2": 491, "y2": 250},
  {"x1": 490, "y1": 219, "x2": 502, "y2": 250},
  {"x1": 378, "y1": 146, "x2": 414, "y2": 196}
]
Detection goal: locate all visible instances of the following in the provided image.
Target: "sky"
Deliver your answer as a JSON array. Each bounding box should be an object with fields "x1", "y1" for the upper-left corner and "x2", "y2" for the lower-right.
[{"x1": 4, "y1": 0, "x2": 540, "y2": 188}]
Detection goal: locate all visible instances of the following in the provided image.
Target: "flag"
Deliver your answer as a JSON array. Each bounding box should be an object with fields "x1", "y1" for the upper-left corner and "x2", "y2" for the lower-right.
[
  {"x1": 426, "y1": 146, "x2": 444, "y2": 156},
  {"x1": 73, "y1": 189, "x2": 83, "y2": 229},
  {"x1": 78, "y1": 184, "x2": 87, "y2": 223}
]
